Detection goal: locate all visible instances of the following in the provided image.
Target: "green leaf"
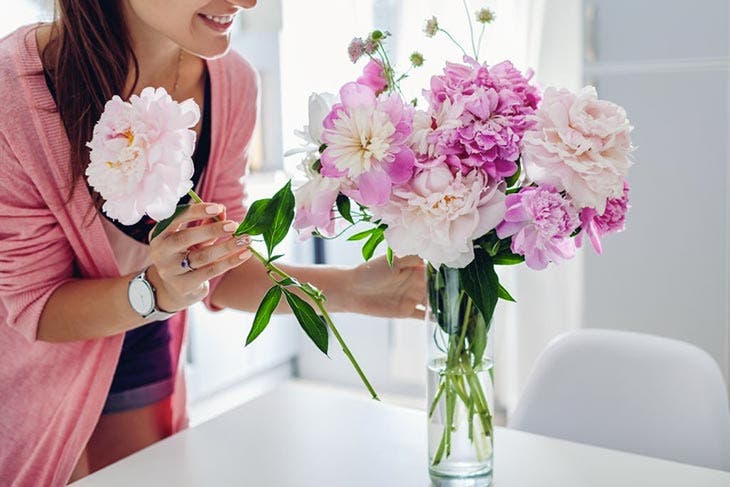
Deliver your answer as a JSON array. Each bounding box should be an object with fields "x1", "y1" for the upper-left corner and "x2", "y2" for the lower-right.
[
  {"x1": 336, "y1": 194, "x2": 354, "y2": 224},
  {"x1": 234, "y1": 198, "x2": 271, "y2": 236},
  {"x1": 347, "y1": 228, "x2": 374, "y2": 241},
  {"x1": 362, "y1": 228, "x2": 385, "y2": 261},
  {"x1": 489, "y1": 238, "x2": 526, "y2": 265},
  {"x1": 459, "y1": 247, "x2": 499, "y2": 327},
  {"x1": 283, "y1": 290, "x2": 329, "y2": 354},
  {"x1": 276, "y1": 277, "x2": 297, "y2": 287},
  {"x1": 150, "y1": 204, "x2": 191, "y2": 241},
  {"x1": 492, "y1": 253, "x2": 525, "y2": 265},
  {"x1": 245, "y1": 286, "x2": 282, "y2": 345},
  {"x1": 497, "y1": 282, "x2": 516, "y2": 302},
  {"x1": 469, "y1": 313, "x2": 488, "y2": 368},
  {"x1": 268, "y1": 254, "x2": 284, "y2": 263},
  {"x1": 386, "y1": 247, "x2": 394, "y2": 268},
  {"x1": 506, "y1": 160, "x2": 521, "y2": 188},
  {"x1": 263, "y1": 181, "x2": 295, "y2": 256}
]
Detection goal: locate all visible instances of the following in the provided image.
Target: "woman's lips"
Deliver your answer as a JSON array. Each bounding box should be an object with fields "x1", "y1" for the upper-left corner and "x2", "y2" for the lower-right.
[{"x1": 198, "y1": 13, "x2": 235, "y2": 33}]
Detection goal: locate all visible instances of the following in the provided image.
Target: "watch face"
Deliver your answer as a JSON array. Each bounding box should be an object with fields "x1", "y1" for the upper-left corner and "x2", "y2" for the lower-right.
[{"x1": 129, "y1": 279, "x2": 155, "y2": 316}]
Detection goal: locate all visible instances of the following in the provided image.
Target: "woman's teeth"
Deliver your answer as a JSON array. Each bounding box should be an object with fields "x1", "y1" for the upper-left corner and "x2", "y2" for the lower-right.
[{"x1": 203, "y1": 14, "x2": 234, "y2": 24}]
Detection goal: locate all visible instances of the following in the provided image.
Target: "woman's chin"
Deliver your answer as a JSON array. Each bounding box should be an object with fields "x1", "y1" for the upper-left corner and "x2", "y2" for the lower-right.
[{"x1": 184, "y1": 39, "x2": 232, "y2": 60}]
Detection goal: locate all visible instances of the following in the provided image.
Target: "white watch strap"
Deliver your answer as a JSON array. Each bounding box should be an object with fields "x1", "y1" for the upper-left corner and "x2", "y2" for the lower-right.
[{"x1": 134, "y1": 267, "x2": 175, "y2": 320}]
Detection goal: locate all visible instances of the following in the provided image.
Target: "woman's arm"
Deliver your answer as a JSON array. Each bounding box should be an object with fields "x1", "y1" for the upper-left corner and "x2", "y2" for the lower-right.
[
  {"x1": 35, "y1": 204, "x2": 252, "y2": 343},
  {"x1": 209, "y1": 253, "x2": 426, "y2": 319},
  {"x1": 37, "y1": 273, "x2": 156, "y2": 342}
]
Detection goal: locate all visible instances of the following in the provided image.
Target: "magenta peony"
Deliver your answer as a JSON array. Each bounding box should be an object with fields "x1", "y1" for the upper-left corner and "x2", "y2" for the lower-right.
[
  {"x1": 320, "y1": 82, "x2": 415, "y2": 206},
  {"x1": 374, "y1": 166, "x2": 506, "y2": 268},
  {"x1": 86, "y1": 87, "x2": 200, "y2": 225},
  {"x1": 576, "y1": 181, "x2": 630, "y2": 254},
  {"x1": 496, "y1": 185, "x2": 579, "y2": 270},
  {"x1": 521, "y1": 86, "x2": 633, "y2": 213},
  {"x1": 419, "y1": 58, "x2": 540, "y2": 179},
  {"x1": 356, "y1": 59, "x2": 388, "y2": 95}
]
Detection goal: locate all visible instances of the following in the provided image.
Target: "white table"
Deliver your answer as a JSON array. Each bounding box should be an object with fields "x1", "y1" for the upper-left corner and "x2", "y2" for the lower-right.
[{"x1": 75, "y1": 381, "x2": 730, "y2": 487}]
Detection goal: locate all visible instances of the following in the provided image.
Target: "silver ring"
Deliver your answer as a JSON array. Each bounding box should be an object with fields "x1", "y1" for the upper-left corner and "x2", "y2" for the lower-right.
[{"x1": 180, "y1": 250, "x2": 195, "y2": 272}]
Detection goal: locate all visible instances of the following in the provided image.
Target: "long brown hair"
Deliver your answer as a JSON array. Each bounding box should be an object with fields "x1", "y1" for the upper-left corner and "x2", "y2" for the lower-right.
[{"x1": 42, "y1": 0, "x2": 139, "y2": 202}]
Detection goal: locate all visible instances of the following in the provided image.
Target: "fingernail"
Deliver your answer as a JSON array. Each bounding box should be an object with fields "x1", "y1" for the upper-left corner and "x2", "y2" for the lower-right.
[
  {"x1": 239, "y1": 250, "x2": 252, "y2": 260},
  {"x1": 223, "y1": 222, "x2": 237, "y2": 232},
  {"x1": 206, "y1": 204, "x2": 223, "y2": 215},
  {"x1": 235, "y1": 236, "x2": 250, "y2": 247}
]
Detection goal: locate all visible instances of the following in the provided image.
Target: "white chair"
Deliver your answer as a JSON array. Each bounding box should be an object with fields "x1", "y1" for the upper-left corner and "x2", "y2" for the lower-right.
[{"x1": 509, "y1": 329, "x2": 730, "y2": 471}]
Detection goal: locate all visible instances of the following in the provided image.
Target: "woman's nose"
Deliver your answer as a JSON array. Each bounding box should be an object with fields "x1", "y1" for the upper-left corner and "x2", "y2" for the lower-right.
[{"x1": 229, "y1": 0, "x2": 257, "y2": 9}]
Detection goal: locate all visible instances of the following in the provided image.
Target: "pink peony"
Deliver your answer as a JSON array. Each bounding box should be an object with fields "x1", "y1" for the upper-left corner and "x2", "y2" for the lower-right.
[
  {"x1": 496, "y1": 185, "x2": 579, "y2": 270},
  {"x1": 320, "y1": 82, "x2": 415, "y2": 206},
  {"x1": 419, "y1": 58, "x2": 540, "y2": 179},
  {"x1": 356, "y1": 59, "x2": 388, "y2": 95},
  {"x1": 293, "y1": 171, "x2": 340, "y2": 239},
  {"x1": 521, "y1": 86, "x2": 633, "y2": 213},
  {"x1": 374, "y1": 166, "x2": 506, "y2": 268},
  {"x1": 576, "y1": 181, "x2": 630, "y2": 254},
  {"x1": 86, "y1": 87, "x2": 200, "y2": 225}
]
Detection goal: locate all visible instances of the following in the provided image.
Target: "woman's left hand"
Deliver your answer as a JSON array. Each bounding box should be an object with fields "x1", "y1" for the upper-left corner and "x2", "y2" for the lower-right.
[{"x1": 347, "y1": 255, "x2": 427, "y2": 320}]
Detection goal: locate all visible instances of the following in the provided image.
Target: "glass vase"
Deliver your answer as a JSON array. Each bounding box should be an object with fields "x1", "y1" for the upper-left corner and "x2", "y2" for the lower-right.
[{"x1": 426, "y1": 263, "x2": 494, "y2": 485}]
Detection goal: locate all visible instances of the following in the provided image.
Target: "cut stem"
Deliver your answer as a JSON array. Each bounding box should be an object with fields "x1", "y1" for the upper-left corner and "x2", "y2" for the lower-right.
[{"x1": 187, "y1": 189, "x2": 379, "y2": 400}]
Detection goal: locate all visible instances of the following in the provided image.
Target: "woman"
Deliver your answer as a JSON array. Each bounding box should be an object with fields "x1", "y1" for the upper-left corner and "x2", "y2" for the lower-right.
[{"x1": 0, "y1": 1, "x2": 425, "y2": 484}]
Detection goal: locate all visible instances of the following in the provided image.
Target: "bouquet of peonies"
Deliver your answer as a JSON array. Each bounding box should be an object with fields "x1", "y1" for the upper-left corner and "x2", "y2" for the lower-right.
[
  {"x1": 86, "y1": 4, "x2": 633, "y2": 479},
  {"x1": 284, "y1": 6, "x2": 633, "y2": 479}
]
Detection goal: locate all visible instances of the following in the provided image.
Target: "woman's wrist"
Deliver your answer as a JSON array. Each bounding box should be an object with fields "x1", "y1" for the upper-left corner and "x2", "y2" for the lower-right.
[
  {"x1": 327, "y1": 266, "x2": 358, "y2": 314},
  {"x1": 144, "y1": 264, "x2": 177, "y2": 312}
]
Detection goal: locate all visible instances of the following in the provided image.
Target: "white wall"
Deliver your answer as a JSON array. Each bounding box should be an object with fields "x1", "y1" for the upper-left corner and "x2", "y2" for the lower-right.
[{"x1": 581, "y1": 0, "x2": 730, "y2": 392}]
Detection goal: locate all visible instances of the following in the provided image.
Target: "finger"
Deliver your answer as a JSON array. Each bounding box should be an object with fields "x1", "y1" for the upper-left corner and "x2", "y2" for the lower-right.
[
  {"x1": 182, "y1": 235, "x2": 251, "y2": 274},
  {"x1": 198, "y1": 206, "x2": 227, "y2": 246},
  {"x1": 409, "y1": 304, "x2": 426, "y2": 320},
  {"x1": 181, "y1": 248, "x2": 253, "y2": 286},
  {"x1": 157, "y1": 203, "x2": 227, "y2": 237},
  {"x1": 165, "y1": 219, "x2": 238, "y2": 253},
  {"x1": 394, "y1": 254, "x2": 425, "y2": 269}
]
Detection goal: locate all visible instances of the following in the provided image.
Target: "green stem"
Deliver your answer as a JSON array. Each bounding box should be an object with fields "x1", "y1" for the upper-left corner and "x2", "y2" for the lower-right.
[
  {"x1": 428, "y1": 380, "x2": 446, "y2": 418},
  {"x1": 313, "y1": 299, "x2": 380, "y2": 401},
  {"x1": 438, "y1": 28, "x2": 468, "y2": 59},
  {"x1": 462, "y1": 0, "x2": 478, "y2": 59},
  {"x1": 454, "y1": 298, "x2": 473, "y2": 358},
  {"x1": 462, "y1": 358, "x2": 493, "y2": 438},
  {"x1": 476, "y1": 24, "x2": 486, "y2": 61},
  {"x1": 187, "y1": 189, "x2": 380, "y2": 400}
]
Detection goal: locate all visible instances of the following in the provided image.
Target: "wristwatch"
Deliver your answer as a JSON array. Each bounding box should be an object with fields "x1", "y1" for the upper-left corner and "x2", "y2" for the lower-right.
[{"x1": 127, "y1": 267, "x2": 175, "y2": 321}]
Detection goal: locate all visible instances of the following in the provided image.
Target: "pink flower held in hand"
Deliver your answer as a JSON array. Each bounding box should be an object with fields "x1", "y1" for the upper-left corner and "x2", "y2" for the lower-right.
[
  {"x1": 86, "y1": 87, "x2": 200, "y2": 225},
  {"x1": 320, "y1": 82, "x2": 415, "y2": 206},
  {"x1": 577, "y1": 181, "x2": 630, "y2": 254},
  {"x1": 521, "y1": 86, "x2": 633, "y2": 213},
  {"x1": 497, "y1": 185, "x2": 579, "y2": 270},
  {"x1": 356, "y1": 59, "x2": 388, "y2": 95},
  {"x1": 374, "y1": 166, "x2": 506, "y2": 268}
]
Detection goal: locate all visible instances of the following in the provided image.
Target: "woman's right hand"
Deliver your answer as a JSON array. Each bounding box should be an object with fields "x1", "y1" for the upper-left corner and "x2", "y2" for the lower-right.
[{"x1": 146, "y1": 203, "x2": 252, "y2": 312}]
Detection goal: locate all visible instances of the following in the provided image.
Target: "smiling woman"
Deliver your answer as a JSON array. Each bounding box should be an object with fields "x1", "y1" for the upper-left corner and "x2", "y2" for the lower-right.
[{"x1": 0, "y1": 1, "x2": 426, "y2": 485}]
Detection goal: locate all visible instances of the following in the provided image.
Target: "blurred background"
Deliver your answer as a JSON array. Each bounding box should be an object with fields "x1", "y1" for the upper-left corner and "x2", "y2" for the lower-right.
[{"x1": 3, "y1": 0, "x2": 728, "y2": 425}]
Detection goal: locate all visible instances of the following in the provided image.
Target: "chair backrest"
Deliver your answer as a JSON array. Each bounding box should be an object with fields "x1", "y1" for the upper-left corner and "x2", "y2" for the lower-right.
[{"x1": 509, "y1": 329, "x2": 730, "y2": 471}]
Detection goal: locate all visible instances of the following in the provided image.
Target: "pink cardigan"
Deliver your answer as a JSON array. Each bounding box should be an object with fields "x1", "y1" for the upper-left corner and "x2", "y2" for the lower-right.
[{"x1": 0, "y1": 25, "x2": 257, "y2": 486}]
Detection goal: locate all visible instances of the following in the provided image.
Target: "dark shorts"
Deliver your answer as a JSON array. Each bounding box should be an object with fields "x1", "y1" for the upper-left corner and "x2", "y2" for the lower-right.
[{"x1": 102, "y1": 320, "x2": 174, "y2": 414}]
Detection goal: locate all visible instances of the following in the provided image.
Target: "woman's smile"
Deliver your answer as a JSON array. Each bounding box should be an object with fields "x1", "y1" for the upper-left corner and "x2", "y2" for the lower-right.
[{"x1": 197, "y1": 12, "x2": 237, "y2": 34}]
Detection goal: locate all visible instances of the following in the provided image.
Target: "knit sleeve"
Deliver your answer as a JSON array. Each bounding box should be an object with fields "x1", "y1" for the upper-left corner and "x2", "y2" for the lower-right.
[
  {"x1": 0, "y1": 132, "x2": 76, "y2": 341},
  {"x1": 202, "y1": 53, "x2": 260, "y2": 312}
]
